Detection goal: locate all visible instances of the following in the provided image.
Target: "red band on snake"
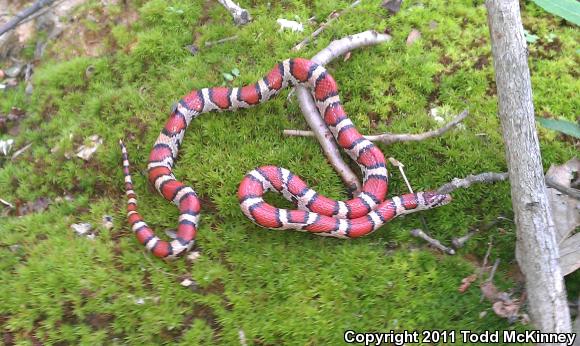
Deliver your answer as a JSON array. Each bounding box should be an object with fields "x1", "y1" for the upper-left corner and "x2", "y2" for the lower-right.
[{"x1": 120, "y1": 58, "x2": 452, "y2": 260}]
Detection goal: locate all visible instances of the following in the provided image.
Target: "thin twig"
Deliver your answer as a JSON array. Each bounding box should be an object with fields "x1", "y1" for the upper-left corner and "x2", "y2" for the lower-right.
[
  {"x1": 292, "y1": 0, "x2": 361, "y2": 51},
  {"x1": 0, "y1": 0, "x2": 55, "y2": 37},
  {"x1": 487, "y1": 258, "x2": 500, "y2": 283},
  {"x1": 205, "y1": 35, "x2": 239, "y2": 47},
  {"x1": 0, "y1": 198, "x2": 14, "y2": 209},
  {"x1": 437, "y1": 172, "x2": 509, "y2": 195},
  {"x1": 295, "y1": 30, "x2": 392, "y2": 193},
  {"x1": 217, "y1": 0, "x2": 251, "y2": 25},
  {"x1": 452, "y1": 216, "x2": 506, "y2": 249},
  {"x1": 366, "y1": 110, "x2": 469, "y2": 144},
  {"x1": 285, "y1": 109, "x2": 469, "y2": 145},
  {"x1": 11, "y1": 142, "x2": 32, "y2": 160},
  {"x1": 389, "y1": 157, "x2": 413, "y2": 193},
  {"x1": 410, "y1": 229, "x2": 455, "y2": 255},
  {"x1": 479, "y1": 240, "x2": 493, "y2": 282}
]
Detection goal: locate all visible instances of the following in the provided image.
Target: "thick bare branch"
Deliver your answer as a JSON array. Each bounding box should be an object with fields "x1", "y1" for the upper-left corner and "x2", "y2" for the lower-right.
[
  {"x1": 216, "y1": 0, "x2": 251, "y2": 26},
  {"x1": 293, "y1": 30, "x2": 391, "y2": 193}
]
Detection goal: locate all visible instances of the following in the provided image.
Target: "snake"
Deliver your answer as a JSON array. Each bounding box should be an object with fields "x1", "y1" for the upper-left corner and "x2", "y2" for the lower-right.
[{"x1": 120, "y1": 58, "x2": 452, "y2": 260}]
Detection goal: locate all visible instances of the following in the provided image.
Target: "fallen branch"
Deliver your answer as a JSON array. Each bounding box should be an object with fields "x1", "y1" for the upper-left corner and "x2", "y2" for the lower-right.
[
  {"x1": 437, "y1": 172, "x2": 509, "y2": 195},
  {"x1": 295, "y1": 30, "x2": 392, "y2": 193},
  {"x1": 0, "y1": 0, "x2": 55, "y2": 37},
  {"x1": 216, "y1": 0, "x2": 251, "y2": 26},
  {"x1": 285, "y1": 109, "x2": 469, "y2": 145},
  {"x1": 410, "y1": 229, "x2": 455, "y2": 255},
  {"x1": 292, "y1": 0, "x2": 361, "y2": 51}
]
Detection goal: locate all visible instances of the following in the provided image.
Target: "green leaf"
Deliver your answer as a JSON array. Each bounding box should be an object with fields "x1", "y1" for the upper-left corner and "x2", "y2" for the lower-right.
[
  {"x1": 531, "y1": 0, "x2": 580, "y2": 26},
  {"x1": 537, "y1": 117, "x2": 580, "y2": 138},
  {"x1": 524, "y1": 30, "x2": 539, "y2": 43},
  {"x1": 231, "y1": 68, "x2": 240, "y2": 77}
]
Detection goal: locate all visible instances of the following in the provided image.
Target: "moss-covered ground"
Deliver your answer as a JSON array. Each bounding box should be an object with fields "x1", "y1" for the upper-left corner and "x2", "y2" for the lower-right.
[{"x1": 0, "y1": 0, "x2": 578, "y2": 344}]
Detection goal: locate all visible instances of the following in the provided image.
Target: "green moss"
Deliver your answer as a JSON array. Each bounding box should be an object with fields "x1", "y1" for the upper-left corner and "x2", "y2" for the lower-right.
[{"x1": 0, "y1": 0, "x2": 576, "y2": 344}]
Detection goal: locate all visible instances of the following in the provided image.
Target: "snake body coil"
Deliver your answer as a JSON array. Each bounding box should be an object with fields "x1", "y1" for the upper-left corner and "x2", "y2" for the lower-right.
[{"x1": 120, "y1": 58, "x2": 451, "y2": 259}]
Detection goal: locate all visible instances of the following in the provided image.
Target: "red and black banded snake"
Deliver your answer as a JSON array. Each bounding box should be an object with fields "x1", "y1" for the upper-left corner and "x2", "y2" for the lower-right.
[{"x1": 120, "y1": 58, "x2": 452, "y2": 259}]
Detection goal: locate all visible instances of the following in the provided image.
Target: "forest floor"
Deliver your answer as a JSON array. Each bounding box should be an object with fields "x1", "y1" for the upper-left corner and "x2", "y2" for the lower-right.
[{"x1": 0, "y1": 0, "x2": 578, "y2": 344}]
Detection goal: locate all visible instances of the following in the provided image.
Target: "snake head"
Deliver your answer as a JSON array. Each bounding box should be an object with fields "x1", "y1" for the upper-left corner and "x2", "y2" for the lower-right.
[{"x1": 421, "y1": 191, "x2": 452, "y2": 209}]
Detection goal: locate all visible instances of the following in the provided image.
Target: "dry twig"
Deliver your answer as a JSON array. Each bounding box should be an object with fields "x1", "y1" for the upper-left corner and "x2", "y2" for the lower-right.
[
  {"x1": 294, "y1": 30, "x2": 391, "y2": 193},
  {"x1": 11, "y1": 142, "x2": 32, "y2": 160},
  {"x1": 410, "y1": 229, "x2": 455, "y2": 255},
  {"x1": 479, "y1": 240, "x2": 493, "y2": 282},
  {"x1": 0, "y1": 198, "x2": 14, "y2": 209},
  {"x1": 437, "y1": 172, "x2": 509, "y2": 195},
  {"x1": 365, "y1": 110, "x2": 469, "y2": 144},
  {"x1": 452, "y1": 216, "x2": 507, "y2": 249},
  {"x1": 216, "y1": 0, "x2": 251, "y2": 25},
  {"x1": 205, "y1": 35, "x2": 239, "y2": 47},
  {"x1": 0, "y1": 0, "x2": 55, "y2": 37},
  {"x1": 285, "y1": 109, "x2": 469, "y2": 145}
]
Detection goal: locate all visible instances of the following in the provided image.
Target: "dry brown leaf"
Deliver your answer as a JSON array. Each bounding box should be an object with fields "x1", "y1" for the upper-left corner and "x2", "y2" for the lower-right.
[
  {"x1": 546, "y1": 158, "x2": 580, "y2": 242},
  {"x1": 545, "y1": 158, "x2": 580, "y2": 276},
  {"x1": 480, "y1": 281, "x2": 499, "y2": 301},
  {"x1": 458, "y1": 274, "x2": 477, "y2": 293},
  {"x1": 559, "y1": 233, "x2": 580, "y2": 276},
  {"x1": 343, "y1": 51, "x2": 351, "y2": 62},
  {"x1": 492, "y1": 300, "x2": 520, "y2": 320},
  {"x1": 406, "y1": 29, "x2": 421, "y2": 46},
  {"x1": 381, "y1": 0, "x2": 403, "y2": 15}
]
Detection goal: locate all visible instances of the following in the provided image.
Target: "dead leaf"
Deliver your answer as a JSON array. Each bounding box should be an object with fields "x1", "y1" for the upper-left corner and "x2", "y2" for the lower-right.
[
  {"x1": 458, "y1": 274, "x2": 477, "y2": 293},
  {"x1": 187, "y1": 251, "x2": 201, "y2": 262},
  {"x1": 76, "y1": 135, "x2": 102, "y2": 161},
  {"x1": 381, "y1": 0, "x2": 403, "y2": 15},
  {"x1": 546, "y1": 158, "x2": 580, "y2": 242},
  {"x1": 102, "y1": 215, "x2": 113, "y2": 230},
  {"x1": 343, "y1": 51, "x2": 351, "y2": 62},
  {"x1": 0, "y1": 138, "x2": 14, "y2": 155},
  {"x1": 559, "y1": 233, "x2": 580, "y2": 276},
  {"x1": 545, "y1": 158, "x2": 580, "y2": 276},
  {"x1": 388, "y1": 157, "x2": 403, "y2": 167},
  {"x1": 480, "y1": 281, "x2": 499, "y2": 301},
  {"x1": 492, "y1": 301, "x2": 519, "y2": 322},
  {"x1": 406, "y1": 29, "x2": 421, "y2": 46},
  {"x1": 16, "y1": 197, "x2": 50, "y2": 216},
  {"x1": 71, "y1": 222, "x2": 96, "y2": 239}
]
